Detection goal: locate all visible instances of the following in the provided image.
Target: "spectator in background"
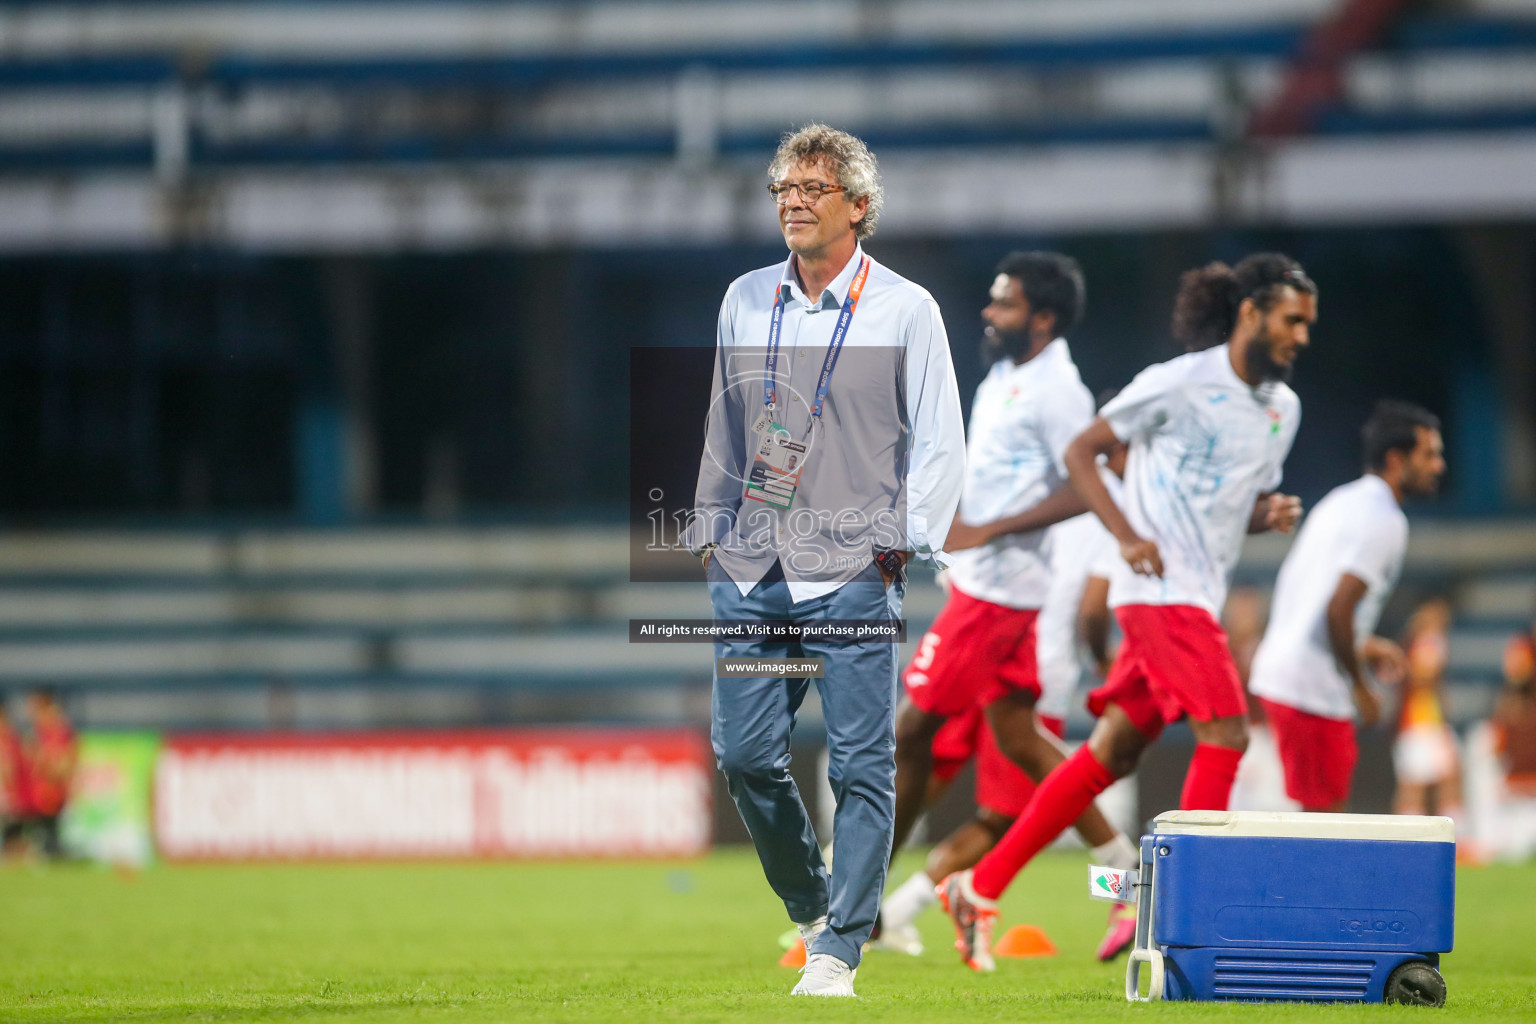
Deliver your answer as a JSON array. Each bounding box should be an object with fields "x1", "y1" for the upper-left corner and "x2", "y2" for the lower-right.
[
  {"x1": 1, "y1": 702, "x2": 33, "y2": 858},
  {"x1": 1499, "y1": 617, "x2": 1536, "y2": 792},
  {"x1": 1500, "y1": 615, "x2": 1536, "y2": 792},
  {"x1": 24, "y1": 690, "x2": 77, "y2": 860},
  {"x1": 1393, "y1": 600, "x2": 1463, "y2": 824},
  {"x1": 1483, "y1": 617, "x2": 1536, "y2": 859}
]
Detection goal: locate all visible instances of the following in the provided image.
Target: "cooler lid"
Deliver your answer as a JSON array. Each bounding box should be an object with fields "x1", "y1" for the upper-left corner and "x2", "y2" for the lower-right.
[{"x1": 1151, "y1": 810, "x2": 1454, "y2": 843}]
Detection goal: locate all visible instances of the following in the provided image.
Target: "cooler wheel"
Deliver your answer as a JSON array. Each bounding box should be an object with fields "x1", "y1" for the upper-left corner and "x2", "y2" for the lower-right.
[{"x1": 1384, "y1": 961, "x2": 1446, "y2": 1008}]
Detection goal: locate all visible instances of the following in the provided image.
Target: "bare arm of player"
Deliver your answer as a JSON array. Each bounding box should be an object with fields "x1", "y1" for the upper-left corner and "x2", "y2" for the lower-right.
[
  {"x1": 1078, "y1": 573, "x2": 1113, "y2": 675},
  {"x1": 1065, "y1": 417, "x2": 1162, "y2": 577},
  {"x1": 943, "y1": 484, "x2": 1091, "y2": 552},
  {"x1": 1328, "y1": 572, "x2": 1380, "y2": 726},
  {"x1": 1248, "y1": 492, "x2": 1304, "y2": 534},
  {"x1": 1362, "y1": 635, "x2": 1410, "y2": 685}
]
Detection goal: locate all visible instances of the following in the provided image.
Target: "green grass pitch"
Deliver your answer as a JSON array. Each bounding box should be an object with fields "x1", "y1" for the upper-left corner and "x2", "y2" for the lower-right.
[{"x1": 2, "y1": 850, "x2": 1533, "y2": 1022}]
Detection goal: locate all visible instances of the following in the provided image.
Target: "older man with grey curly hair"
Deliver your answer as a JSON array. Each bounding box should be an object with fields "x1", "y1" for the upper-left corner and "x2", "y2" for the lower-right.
[
  {"x1": 687, "y1": 124, "x2": 965, "y2": 996},
  {"x1": 766, "y1": 123, "x2": 886, "y2": 242}
]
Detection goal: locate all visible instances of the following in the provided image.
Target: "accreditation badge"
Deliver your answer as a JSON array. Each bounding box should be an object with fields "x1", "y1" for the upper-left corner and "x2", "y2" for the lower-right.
[{"x1": 743, "y1": 423, "x2": 807, "y2": 510}]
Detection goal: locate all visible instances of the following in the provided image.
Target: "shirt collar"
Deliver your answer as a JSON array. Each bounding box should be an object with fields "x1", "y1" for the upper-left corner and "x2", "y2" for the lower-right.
[
  {"x1": 1028, "y1": 337, "x2": 1068, "y2": 369},
  {"x1": 1361, "y1": 472, "x2": 1398, "y2": 504},
  {"x1": 780, "y1": 244, "x2": 866, "y2": 310},
  {"x1": 1212, "y1": 342, "x2": 1275, "y2": 399},
  {"x1": 997, "y1": 336, "x2": 1068, "y2": 376},
  {"x1": 1211, "y1": 343, "x2": 1242, "y2": 386}
]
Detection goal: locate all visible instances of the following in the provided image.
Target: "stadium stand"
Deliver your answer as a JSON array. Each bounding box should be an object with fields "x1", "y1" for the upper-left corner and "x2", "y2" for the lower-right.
[
  {"x1": 0, "y1": 523, "x2": 1529, "y2": 731},
  {"x1": 0, "y1": 1, "x2": 1531, "y2": 741},
  {"x1": 0, "y1": 1, "x2": 1532, "y2": 169},
  {"x1": 2, "y1": 0, "x2": 1536, "y2": 248}
]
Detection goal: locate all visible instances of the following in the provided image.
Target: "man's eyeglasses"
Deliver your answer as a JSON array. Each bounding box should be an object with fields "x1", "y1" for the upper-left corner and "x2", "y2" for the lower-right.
[{"x1": 767, "y1": 180, "x2": 845, "y2": 205}]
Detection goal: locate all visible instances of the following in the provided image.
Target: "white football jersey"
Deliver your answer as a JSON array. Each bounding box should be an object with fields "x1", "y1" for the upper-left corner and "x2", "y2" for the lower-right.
[
  {"x1": 1100, "y1": 343, "x2": 1301, "y2": 617},
  {"x1": 948, "y1": 339, "x2": 1094, "y2": 609},
  {"x1": 1249, "y1": 474, "x2": 1408, "y2": 720}
]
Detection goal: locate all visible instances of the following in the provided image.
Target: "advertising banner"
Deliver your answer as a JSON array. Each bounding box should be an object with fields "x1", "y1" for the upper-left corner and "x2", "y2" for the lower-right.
[
  {"x1": 60, "y1": 731, "x2": 161, "y2": 866},
  {"x1": 155, "y1": 729, "x2": 712, "y2": 861}
]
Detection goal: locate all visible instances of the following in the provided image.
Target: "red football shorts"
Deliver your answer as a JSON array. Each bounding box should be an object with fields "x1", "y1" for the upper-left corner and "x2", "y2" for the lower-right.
[
  {"x1": 903, "y1": 586, "x2": 1040, "y2": 718},
  {"x1": 929, "y1": 705, "x2": 979, "y2": 784},
  {"x1": 928, "y1": 704, "x2": 1035, "y2": 818},
  {"x1": 1259, "y1": 697, "x2": 1358, "y2": 810},
  {"x1": 1087, "y1": 604, "x2": 1247, "y2": 738}
]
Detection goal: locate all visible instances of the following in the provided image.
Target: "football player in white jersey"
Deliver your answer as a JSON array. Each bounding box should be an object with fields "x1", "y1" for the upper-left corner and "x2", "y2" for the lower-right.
[
  {"x1": 876, "y1": 427, "x2": 1137, "y2": 961},
  {"x1": 1249, "y1": 401, "x2": 1444, "y2": 811},
  {"x1": 881, "y1": 254, "x2": 1139, "y2": 960},
  {"x1": 940, "y1": 253, "x2": 1314, "y2": 971}
]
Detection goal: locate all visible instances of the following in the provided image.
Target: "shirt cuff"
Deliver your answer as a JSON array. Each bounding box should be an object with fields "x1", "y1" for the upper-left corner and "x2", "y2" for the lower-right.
[
  {"x1": 684, "y1": 508, "x2": 736, "y2": 555},
  {"x1": 908, "y1": 511, "x2": 952, "y2": 567}
]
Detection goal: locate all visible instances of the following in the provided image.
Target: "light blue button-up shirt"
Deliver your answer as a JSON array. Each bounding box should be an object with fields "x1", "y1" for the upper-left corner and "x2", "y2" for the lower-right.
[{"x1": 690, "y1": 245, "x2": 966, "y2": 602}]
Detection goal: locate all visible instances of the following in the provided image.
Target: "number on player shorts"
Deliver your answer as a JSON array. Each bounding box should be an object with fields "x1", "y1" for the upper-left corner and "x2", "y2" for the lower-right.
[{"x1": 912, "y1": 632, "x2": 941, "y2": 672}]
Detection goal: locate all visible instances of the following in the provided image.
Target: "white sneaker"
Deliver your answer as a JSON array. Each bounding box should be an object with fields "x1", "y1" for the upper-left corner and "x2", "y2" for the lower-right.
[
  {"x1": 791, "y1": 953, "x2": 858, "y2": 996},
  {"x1": 796, "y1": 914, "x2": 828, "y2": 947}
]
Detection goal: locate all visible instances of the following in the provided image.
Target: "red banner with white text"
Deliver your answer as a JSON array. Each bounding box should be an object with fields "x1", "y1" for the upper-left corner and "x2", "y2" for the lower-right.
[{"x1": 154, "y1": 729, "x2": 712, "y2": 860}]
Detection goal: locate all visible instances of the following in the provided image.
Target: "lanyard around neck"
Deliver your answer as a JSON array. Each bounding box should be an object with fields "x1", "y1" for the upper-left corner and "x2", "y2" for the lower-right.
[{"x1": 762, "y1": 255, "x2": 871, "y2": 420}]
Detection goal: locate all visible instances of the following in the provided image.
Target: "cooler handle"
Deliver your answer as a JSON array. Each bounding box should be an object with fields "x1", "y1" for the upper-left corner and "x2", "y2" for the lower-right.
[{"x1": 1126, "y1": 947, "x2": 1165, "y2": 1002}]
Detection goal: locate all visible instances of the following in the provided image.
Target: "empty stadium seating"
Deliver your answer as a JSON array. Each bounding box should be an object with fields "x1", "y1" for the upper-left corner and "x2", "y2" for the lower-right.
[
  {"x1": 0, "y1": 1, "x2": 1533, "y2": 170},
  {"x1": 0, "y1": 522, "x2": 1528, "y2": 731}
]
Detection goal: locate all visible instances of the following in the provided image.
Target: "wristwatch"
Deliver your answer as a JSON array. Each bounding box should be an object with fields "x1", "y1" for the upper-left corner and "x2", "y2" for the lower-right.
[{"x1": 874, "y1": 549, "x2": 905, "y2": 580}]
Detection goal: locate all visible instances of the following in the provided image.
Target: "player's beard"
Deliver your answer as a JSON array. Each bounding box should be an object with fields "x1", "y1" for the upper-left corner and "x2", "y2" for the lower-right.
[
  {"x1": 1244, "y1": 326, "x2": 1293, "y2": 383},
  {"x1": 980, "y1": 325, "x2": 1031, "y2": 364},
  {"x1": 1404, "y1": 465, "x2": 1443, "y2": 499}
]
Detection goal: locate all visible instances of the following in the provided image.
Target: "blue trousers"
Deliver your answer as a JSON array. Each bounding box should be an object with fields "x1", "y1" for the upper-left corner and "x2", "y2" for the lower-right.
[{"x1": 708, "y1": 559, "x2": 904, "y2": 969}]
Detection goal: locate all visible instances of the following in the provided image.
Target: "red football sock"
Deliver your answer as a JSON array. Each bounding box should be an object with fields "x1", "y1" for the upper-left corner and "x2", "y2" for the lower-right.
[
  {"x1": 971, "y1": 745, "x2": 1115, "y2": 900},
  {"x1": 1180, "y1": 743, "x2": 1244, "y2": 811}
]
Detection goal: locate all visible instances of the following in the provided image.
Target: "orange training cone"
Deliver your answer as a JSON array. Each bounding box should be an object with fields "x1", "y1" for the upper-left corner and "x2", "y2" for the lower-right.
[
  {"x1": 779, "y1": 937, "x2": 807, "y2": 968},
  {"x1": 994, "y1": 924, "x2": 1057, "y2": 958}
]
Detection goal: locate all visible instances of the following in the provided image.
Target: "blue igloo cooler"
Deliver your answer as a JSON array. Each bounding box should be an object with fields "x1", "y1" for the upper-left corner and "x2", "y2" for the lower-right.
[{"x1": 1124, "y1": 811, "x2": 1454, "y2": 1005}]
